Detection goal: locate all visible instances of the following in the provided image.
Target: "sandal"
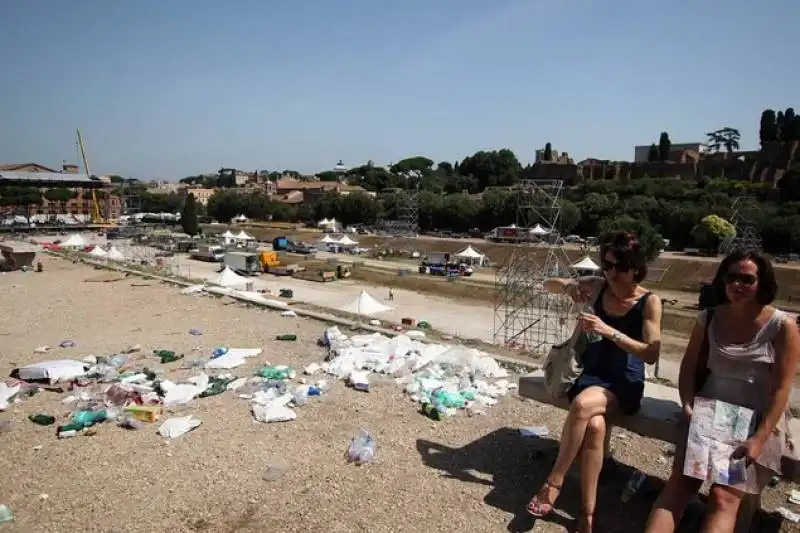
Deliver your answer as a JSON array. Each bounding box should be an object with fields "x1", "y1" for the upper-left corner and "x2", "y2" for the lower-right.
[{"x1": 527, "y1": 480, "x2": 562, "y2": 517}]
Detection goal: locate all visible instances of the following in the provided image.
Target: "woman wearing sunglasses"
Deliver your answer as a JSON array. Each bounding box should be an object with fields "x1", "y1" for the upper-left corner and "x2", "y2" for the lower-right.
[
  {"x1": 646, "y1": 250, "x2": 800, "y2": 533},
  {"x1": 528, "y1": 231, "x2": 663, "y2": 532}
]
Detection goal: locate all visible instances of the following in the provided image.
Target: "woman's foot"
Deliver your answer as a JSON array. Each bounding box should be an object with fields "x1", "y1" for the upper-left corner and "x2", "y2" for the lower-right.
[
  {"x1": 576, "y1": 511, "x2": 594, "y2": 533},
  {"x1": 527, "y1": 480, "x2": 562, "y2": 517}
]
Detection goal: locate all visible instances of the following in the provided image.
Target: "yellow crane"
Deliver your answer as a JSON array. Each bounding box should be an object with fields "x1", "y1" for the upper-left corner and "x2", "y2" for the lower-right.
[{"x1": 76, "y1": 128, "x2": 106, "y2": 224}]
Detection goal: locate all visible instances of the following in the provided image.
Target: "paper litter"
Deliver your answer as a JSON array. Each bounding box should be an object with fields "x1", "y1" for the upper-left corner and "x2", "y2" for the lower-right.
[{"x1": 158, "y1": 415, "x2": 202, "y2": 438}]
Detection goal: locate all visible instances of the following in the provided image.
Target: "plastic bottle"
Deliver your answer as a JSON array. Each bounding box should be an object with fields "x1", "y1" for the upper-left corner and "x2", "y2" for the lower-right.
[
  {"x1": 292, "y1": 385, "x2": 309, "y2": 406},
  {"x1": 256, "y1": 366, "x2": 293, "y2": 380},
  {"x1": 582, "y1": 304, "x2": 603, "y2": 343},
  {"x1": 28, "y1": 414, "x2": 55, "y2": 426},
  {"x1": 621, "y1": 470, "x2": 647, "y2": 502},
  {"x1": 276, "y1": 334, "x2": 297, "y2": 341},
  {"x1": 71, "y1": 409, "x2": 108, "y2": 428},
  {"x1": 422, "y1": 402, "x2": 444, "y2": 421}
]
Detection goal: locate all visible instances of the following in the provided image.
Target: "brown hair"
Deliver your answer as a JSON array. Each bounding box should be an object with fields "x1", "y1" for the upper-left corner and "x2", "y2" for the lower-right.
[
  {"x1": 712, "y1": 249, "x2": 777, "y2": 305},
  {"x1": 600, "y1": 231, "x2": 648, "y2": 283}
]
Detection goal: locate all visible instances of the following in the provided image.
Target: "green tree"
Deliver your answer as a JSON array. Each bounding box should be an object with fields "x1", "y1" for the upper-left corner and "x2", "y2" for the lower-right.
[
  {"x1": 458, "y1": 149, "x2": 522, "y2": 190},
  {"x1": 390, "y1": 156, "x2": 434, "y2": 176},
  {"x1": 690, "y1": 214, "x2": 735, "y2": 251},
  {"x1": 543, "y1": 142, "x2": 553, "y2": 162},
  {"x1": 658, "y1": 132, "x2": 671, "y2": 162},
  {"x1": 180, "y1": 193, "x2": 199, "y2": 235},
  {"x1": 647, "y1": 143, "x2": 659, "y2": 162},
  {"x1": 598, "y1": 215, "x2": 664, "y2": 262},
  {"x1": 706, "y1": 128, "x2": 741, "y2": 153},
  {"x1": 759, "y1": 109, "x2": 777, "y2": 144}
]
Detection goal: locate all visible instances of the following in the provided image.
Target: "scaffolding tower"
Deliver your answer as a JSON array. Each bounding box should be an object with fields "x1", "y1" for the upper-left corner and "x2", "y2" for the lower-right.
[
  {"x1": 719, "y1": 196, "x2": 763, "y2": 254},
  {"x1": 379, "y1": 175, "x2": 420, "y2": 236},
  {"x1": 493, "y1": 179, "x2": 575, "y2": 354},
  {"x1": 120, "y1": 178, "x2": 142, "y2": 217}
]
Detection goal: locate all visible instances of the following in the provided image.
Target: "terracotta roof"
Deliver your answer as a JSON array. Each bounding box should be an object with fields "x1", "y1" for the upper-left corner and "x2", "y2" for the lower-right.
[
  {"x1": 276, "y1": 179, "x2": 337, "y2": 191},
  {"x1": 0, "y1": 162, "x2": 57, "y2": 172}
]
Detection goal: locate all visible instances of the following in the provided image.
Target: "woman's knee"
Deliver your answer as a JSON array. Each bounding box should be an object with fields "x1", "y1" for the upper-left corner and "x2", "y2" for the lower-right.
[
  {"x1": 708, "y1": 484, "x2": 743, "y2": 512},
  {"x1": 586, "y1": 415, "x2": 606, "y2": 437},
  {"x1": 570, "y1": 389, "x2": 607, "y2": 418}
]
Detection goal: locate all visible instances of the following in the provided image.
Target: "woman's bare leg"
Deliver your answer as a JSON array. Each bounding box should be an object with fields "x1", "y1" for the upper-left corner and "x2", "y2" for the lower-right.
[
  {"x1": 528, "y1": 387, "x2": 618, "y2": 515},
  {"x1": 645, "y1": 468, "x2": 703, "y2": 532},
  {"x1": 701, "y1": 484, "x2": 743, "y2": 533},
  {"x1": 577, "y1": 415, "x2": 607, "y2": 532}
]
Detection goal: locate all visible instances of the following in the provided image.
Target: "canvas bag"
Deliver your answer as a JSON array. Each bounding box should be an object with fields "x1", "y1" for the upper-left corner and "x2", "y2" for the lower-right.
[{"x1": 543, "y1": 282, "x2": 604, "y2": 399}]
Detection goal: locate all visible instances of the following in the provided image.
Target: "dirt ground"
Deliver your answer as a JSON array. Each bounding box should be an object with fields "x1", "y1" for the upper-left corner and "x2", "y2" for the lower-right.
[{"x1": 0, "y1": 258, "x2": 798, "y2": 533}]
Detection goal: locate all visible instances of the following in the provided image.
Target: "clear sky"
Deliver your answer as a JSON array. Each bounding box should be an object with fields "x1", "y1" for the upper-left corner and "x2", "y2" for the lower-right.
[{"x1": 1, "y1": 0, "x2": 797, "y2": 179}]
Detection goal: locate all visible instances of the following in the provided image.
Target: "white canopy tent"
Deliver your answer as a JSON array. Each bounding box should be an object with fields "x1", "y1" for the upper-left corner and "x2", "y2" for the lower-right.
[
  {"x1": 337, "y1": 235, "x2": 358, "y2": 246},
  {"x1": 454, "y1": 245, "x2": 487, "y2": 266},
  {"x1": 319, "y1": 235, "x2": 337, "y2": 243},
  {"x1": 221, "y1": 230, "x2": 236, "y2": 244},
  {"x1": 572, "y1": 256, "x2": 600, "y2": 272},
  {"x1": 530, "y1": 224, "x2": 550, "y2": 236},
  {"x1": 88, "y1": 246, "x2": 107, "y2": 258},
  {"x1": 107, "y1": 246, "x2": 126, "y2": 261},
  {"x1": 235, "y1": 230, "x2": 254, "y2": 241},
  {"x1": 231, "y1": 214, "x2": 248, "y2": 223},
  {"x1": 341, "y1": 289, "x2": 393, "y2": 316},
  {"x1": 61, "y1": 234, "x2": 87, "y2": 248},
  {"x1": 214, "y1": 266, "x2": 250, "y2": 289}
]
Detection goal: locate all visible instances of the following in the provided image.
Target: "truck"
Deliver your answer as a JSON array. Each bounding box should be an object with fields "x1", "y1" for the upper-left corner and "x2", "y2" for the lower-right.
[
  {"x1": 223, "y1": 251, "x2": 261, "y2": 275},
  {"x1": 258, "y1": 250, "x2": 282, "y2": 272},
  {"x1": 190, "y1": 244, "x2": 225, "y2": 262},
  {"x1": 272, "y1": 236, "x2": 289, "y2": 251}
]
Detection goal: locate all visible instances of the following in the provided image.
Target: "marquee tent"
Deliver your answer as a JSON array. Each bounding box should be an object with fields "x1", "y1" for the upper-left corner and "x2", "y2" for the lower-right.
[
  {"x1": 107, "y1": 246, "x2": 126, "y2": 261},
  {"x1": 235, "y1": 230, "x2": 254, "y2": 240},
  {"x1": 454, "y1": 245, "x2": 487, "y2": 266},
  {"x1": 61, "y1": 234, "x2": 87, "y2": 248},
  {"x1": 341, "y1": 289, "x2": 393, "y2": 316},
  {"x1": 572, "y1": 256, "x2": 600, "y2": 272},
  {"x1": 214, "y1": 266, "x2": 249, "y2": 289},
  {"x1": 337, "y1": 235, "x2": 358, "y2": 246},
  {"x1": 530, "y1": 224, "x2": 550, "y2": 236},
  {"x1": 88, "y1": 246, "x2": 108, "y2": 258}
]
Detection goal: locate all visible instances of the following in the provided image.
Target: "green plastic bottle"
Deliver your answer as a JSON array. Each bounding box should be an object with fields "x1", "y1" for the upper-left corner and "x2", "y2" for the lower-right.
[
  {"x1": 276, "y1": 334, "x2": 297, "y2": 341},
  {"x1": 256, "y1": 366, "x2": 292, "y2": 380},
  {"x1": 28, "y1": 414, "x2": 55, "y2": 426}
]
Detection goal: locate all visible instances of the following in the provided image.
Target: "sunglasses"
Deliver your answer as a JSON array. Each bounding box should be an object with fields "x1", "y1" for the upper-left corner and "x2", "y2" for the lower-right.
[
  {"x1": 601, "y1": 260, "x2": 631, "y2": 273},
  {"x1": 723, "y1": 272, "x2": 757, "y2": 286}
]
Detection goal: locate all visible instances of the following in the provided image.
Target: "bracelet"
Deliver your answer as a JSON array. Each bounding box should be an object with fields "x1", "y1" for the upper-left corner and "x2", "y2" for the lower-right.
[{"x1": 610, "y1": 330, "x2": 622, "y2": 342}]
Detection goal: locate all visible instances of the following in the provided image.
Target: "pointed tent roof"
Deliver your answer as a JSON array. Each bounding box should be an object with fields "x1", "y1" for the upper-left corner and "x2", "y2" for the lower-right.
[
  {"x1": 214, "y1": 266, "x2": 249, "y2": 288},
  {"x1": 107, "y1": 246, "x2": 125, "y2": 261},
  {"x1": 572, "y1": 256, "x2": 600, "y2": 271},
  {"x1": 319, "y1": 235, "x2": 337, "y2": 243},
  {"x1": 318, "y1": 218, "x2": 331, "y2": 226},
  {"x1": 530, "y1": 224, "x2": 550, "y2": 236},
  {"x1": 341, "y1": 289, "x2": 393, "y2": 316},
  {"x1": 235, "y1": 230, "x2": 254, "y2": 240},
  {"x1": 221, "y1": 230, "x2": 236, "y2": 238},
  {"x1": 455, "y1": 245, "x2": 484, "y2": 259},
  {"x1": 62, "y1": 234, "x2": 87, "y2": 248},
  {"x1": 338, "y1": 235, "x2": 358, "y2": 246},
  {"x1": 88, "y1": 246, "x2": 107, "y2": 257}
]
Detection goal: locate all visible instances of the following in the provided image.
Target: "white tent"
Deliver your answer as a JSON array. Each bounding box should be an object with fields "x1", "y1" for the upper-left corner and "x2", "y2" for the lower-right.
[
  {"x1": 88, "y1": 246, "x2": 107, "y2": 258},
  {"x1": 235, "y1": 230, "x2": 254, "y2": 240},
  {"x1": 341, "y1": 289, "x2": 393, "y2": 316},
  {"x1": 231, "y1": 214, "x2": 248, "y2": 223},
  {"x1": 61, "y1": 234, "x2": 87, "y2": 248},
  {"x1": 214, "y1": 266, "x2": 249, "y2": 289},
  {"x1": 317, "y1": 218, "x2": 331, "y2": 227},
  {"x1": 107, "y1": 246, "x2": 125, "y2": 261},
  {"x1": 530, "y1": 224, "x2": 550, "y2": 236},
  {"x1": 319, "y1": 235, "x2": 337, "y2": 243},
  {"x1": 454, "y1": 245, "x2": 486, "y2": 266},
  {"x1": 221, "y1": 230, "x2": 236, "y2": 245},
  {"x1": 572, "y1": 256, "x2": 600, "y2": 272},
  {"x1": 338, "y1": 235, "x2": 358, "y2": 246}
]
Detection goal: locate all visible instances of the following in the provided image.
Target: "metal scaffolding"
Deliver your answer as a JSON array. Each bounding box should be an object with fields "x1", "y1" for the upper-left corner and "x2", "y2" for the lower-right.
[
  {"x1": 120, "y1": 178, "x2": 142, "y2": 216},
  {"x1": 493, "y1": 179, "x2": 575, "y2": 354},
  {"x1": 379, "y1": 175, "x2": 420, "y2": 236},
  {"x1": 719, "y1": 196, "x2": 763, "y2": 254}
]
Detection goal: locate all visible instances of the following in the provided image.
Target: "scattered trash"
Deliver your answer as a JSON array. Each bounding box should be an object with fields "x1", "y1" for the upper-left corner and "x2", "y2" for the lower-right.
[
  {"x1": 777, "y1": 507, "x2": 800, "y2": 523},
  {"x1": 276, "y1": 334, "x2": 297, "y2": 341},
  {"x1": 15, "y1": 359, "x2": 89, "y2": 384},
  {"x1": 188, "y1": 328, "x2": 203, "y2": 336},
  {"x1": 28, "y1": 414, "x2": 55, "y2": 426},
  {"x1": 34, "y1": 346, "x2": 50, "y2": 354},
  {"x1": 303, "y1": 363, "x2": 320, "y2": 375},
  {"x1": 256, "y1": 366, "x2": 293, "y2": 380},
  {"x1": 0, "y1": 382, "x2": 21, "y2": 411},
  {"x1": 252, "y1": 402, "x2": 296, "y2": 423},
  {"x1": 280, "y1": 310, "x2": 297, "y2": 317},
  {"x1": 621, "y1": 470, "x2": 647, "y2": 502},
  {"x1": 262, "y1": 458, "x2": 290, "y2": 481},
  {"x1": 211, "y1": 347, "x2": 229, "y2": 359},
  {"x1": 154, "y1": 350, "x2": 183, "y2": 364},
  {"x1": 519, "y1": 426, "x2": 549, "y2": 438},
  {"x1": 348, "y1": 371, "x2": 370, "y2": 392},
  {"x1": 0, "y1": 504, "x2": 12, "y2": 524},
  {"x1": 124, "y1": 405, "x2": 162, "y2": 423},
  {"x1": 122, "y1": 344, "x2": 141, "y2": 354},
  {"x1": 789, "y1": 489, "x2": 800, "y2": 505},
  {"x1": 346, "y1": 429, "x2": 375, "y2": 465},
  {"x1": 206, "y1": 348, "x2": 262, "y2": 370},
  {"x1": 59, "y1": 340, "x2": 77, "y2": 348},
  {"x1": 158, "y1": 415, "x2": 202, "y2": 439}
]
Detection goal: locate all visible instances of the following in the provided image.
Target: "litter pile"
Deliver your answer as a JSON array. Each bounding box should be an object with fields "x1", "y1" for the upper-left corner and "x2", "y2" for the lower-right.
[{"x1": 318, "y1": 326, "x2": 515, "y2": 418}]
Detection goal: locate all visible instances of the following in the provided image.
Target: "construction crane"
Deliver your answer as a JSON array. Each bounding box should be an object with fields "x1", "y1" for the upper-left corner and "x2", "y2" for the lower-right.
[{"x1": 76, "y1": 128, "x2": 106, "y2": 224}]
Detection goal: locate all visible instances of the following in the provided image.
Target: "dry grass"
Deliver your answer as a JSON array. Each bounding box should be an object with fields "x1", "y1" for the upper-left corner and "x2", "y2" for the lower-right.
[{"x1": 0, "y1": 258, "x2": 798, "y2": 532}]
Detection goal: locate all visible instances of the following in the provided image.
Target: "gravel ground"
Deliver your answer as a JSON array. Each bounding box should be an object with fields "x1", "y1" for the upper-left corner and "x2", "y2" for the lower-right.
[{"x1": 0, "y1": 258, "x2": 798, "y2": 533}]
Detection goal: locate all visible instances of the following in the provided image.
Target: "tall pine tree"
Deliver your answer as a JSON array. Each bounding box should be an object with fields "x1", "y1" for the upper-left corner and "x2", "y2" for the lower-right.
[{"x1": 181, "y1": 193, "x2": 199, "y2": 236}]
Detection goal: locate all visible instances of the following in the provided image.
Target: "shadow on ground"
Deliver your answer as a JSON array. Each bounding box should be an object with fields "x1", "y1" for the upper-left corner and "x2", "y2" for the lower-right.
[{"x1": 416, "y1": 427, "x2": 785, "y2": 533}]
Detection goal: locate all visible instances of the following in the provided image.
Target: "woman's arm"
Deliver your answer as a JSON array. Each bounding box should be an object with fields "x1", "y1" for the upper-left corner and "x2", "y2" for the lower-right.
[
  {"x1": 677, "y1": 316, "x2": 706, "y2": 409},
  {"x1": 543, "y1": 276, "x2": 603, "y2": 300},
  {"x1": 603, "y1": 294, "x2": 663, "y2": 364},
  {"x1": 753, "y1": 315, "x2": 800, "y2": 444}
]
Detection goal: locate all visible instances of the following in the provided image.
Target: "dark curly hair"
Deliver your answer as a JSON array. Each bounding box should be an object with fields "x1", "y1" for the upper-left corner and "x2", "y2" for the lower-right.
[
  {"x1": 600, "y1": 231, "x2": 648, "y2": 283},
  {"x1": 712, "y1": 249, "x2": 777, "y2": 305}
]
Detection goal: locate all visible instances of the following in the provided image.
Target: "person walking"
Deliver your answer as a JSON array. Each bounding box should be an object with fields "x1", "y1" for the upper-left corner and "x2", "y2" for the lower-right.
[
  {"x1": 388, "y1": 287, "x2": 394, "y2": 301},
  {"x1": 527, "y1": 231, "x2": 663, "y2": 532}
]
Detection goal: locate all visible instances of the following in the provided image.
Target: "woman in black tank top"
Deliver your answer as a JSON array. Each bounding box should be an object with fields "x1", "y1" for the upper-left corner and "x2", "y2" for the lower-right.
[{"x1": 528, "y1": 231, "x2": 663, "y2": 532}]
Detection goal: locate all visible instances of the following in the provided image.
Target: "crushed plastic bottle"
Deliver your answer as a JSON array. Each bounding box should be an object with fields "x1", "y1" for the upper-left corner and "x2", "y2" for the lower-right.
[
  {"x1": 292, "y1": 385, "x2": 309, "y2": 406},
  {"x1": 0, "y1": 504, "x2": 13, "y2": 524},
  {"x1": 256, "y1": 366, "x2": 293, "y2": 380},
  {"x1": 621, "y1": 470, "x2": 647, "y2": 502},
  {"x1": 262, "y1": 457, "x2": 290, "y2": 482},
  {"x1": 346, "y1": 429, "x2": 376, "y2": 465},
  {"x1": 211, "y1": 346, "x2": 228, "y2": 359},
  {"x1": 581, "y1": 304, "x2": 603, "y2": 344}
]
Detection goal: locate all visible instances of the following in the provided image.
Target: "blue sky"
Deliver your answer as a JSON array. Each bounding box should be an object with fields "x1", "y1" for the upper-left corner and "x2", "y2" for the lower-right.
[{"x1": 1, "y1": 0, "x2": 797, "y2": 179}]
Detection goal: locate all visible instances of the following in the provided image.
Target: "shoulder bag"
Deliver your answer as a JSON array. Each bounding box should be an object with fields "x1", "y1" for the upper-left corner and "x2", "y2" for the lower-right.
[{"x1": 543, "y1": 281, "x2": 604, "y2": 399}]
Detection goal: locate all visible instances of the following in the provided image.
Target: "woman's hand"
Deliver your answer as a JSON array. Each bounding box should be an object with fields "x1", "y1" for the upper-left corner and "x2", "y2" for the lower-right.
[
  {"x1": 732, "y1": 437, "x2": 764, "y2": 464},
  {"x1": 681, "y1": 402, "x2": 693, "y2": 421},
  {"x1": 565, "y1": 282, "x2": 591, "y2": 303},
  {"x1": 578, "y1": 312, "x2": 614, "y2": 338}
]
